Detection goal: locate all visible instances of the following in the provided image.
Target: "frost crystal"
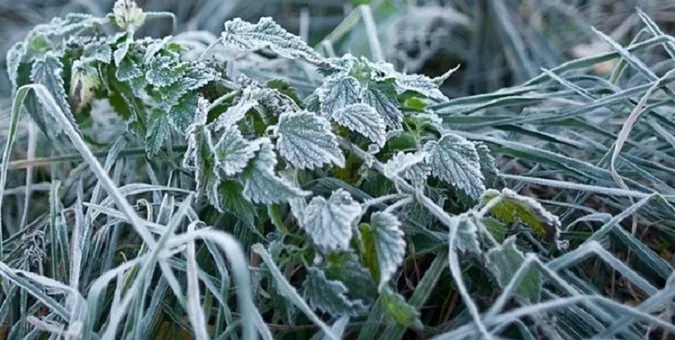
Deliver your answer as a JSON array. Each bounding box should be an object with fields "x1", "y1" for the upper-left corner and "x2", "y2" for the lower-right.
[
  {"x1": 424, "y1": 133, "x2": 485, "y2": 200},
  {"x1": 301, "y1": 189, "x2": 362, "y2": 252},
  {"x1": 277, "y1": 110, "x2": 345, "y2": 170},
  {"x1": 370, "y1": 211, "x2": 406, "y2": 291},
  {"x1": 332, "y1": 104, "x2": 386, "y2": 147}
]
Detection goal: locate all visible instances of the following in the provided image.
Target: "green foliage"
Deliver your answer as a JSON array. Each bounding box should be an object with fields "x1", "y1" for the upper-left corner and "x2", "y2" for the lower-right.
[{"x1": 2, "y1": 1, "x2": 675, "y2": 340}]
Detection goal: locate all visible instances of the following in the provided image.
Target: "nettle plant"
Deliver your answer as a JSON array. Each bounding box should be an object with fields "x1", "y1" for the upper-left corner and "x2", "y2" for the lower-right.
[{"x1": 2, "y1": 0, "x2": 563, "y2": 337}]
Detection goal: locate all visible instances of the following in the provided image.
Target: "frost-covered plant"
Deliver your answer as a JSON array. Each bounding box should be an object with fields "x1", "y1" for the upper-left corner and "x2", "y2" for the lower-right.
[{"x1": 0, "y1": 0, "x2": 568, "y2": 338}]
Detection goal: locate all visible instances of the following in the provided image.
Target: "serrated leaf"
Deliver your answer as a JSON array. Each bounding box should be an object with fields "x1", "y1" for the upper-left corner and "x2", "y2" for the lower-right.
[
  {"x1": 242, "y1": 139, "x2": 310, "y2": 204},
  {"x1": 7, "y1": 42, "x2": 26, "y2": 93},
  {"x1": 332, "y1": 103, "x2": 386, "y2": 146},
  {"x1": 83, "y1": 41, "x2": 112, "y2": 63},
  {"x1": 257, "y1": 88, "x2": 300, "y2": 117},
  {"x1": 325, "y1": 251, "x2": 377, "y2": 303},
  {"x1": 369, "y1": 60, "x2": 447, "y2": 101},
  {"x1": 168, "y1": 94, "x2": 199, "y2": 132},
  {"x1": 115, "y1": 56, "x2": 142, "y2": 82},
  {"x1": 363, "y1": 83, "x2": 403, "y2": 130},
  {"x1": 146, "y1": 57, "x2": 186, "y2": 88},
  {"x1": 486, "y1": 236, "x2": 541, "y2": 302},
  {"x1": 158, "y1": 65, "x2": 217, "y2": 106},
  {"x1": 221, "y1": 17, "x2": 323, "y2": 64},
  {"x1": 302, "y1": 267, "x2": 367, "y2": 317},
  {"x1": 145, "y1": 107, "x2": 170, "y2": 156},
  {"x1": 144, "y1": 36, "x2": 172, "y2": 63},
  {"x1": 481, "y1": 188, "x2": 560, "y2": 242},
  {"x1": 277, "y1": 110, "x2": 345, "y2": 170},
  {"x1": 316, "y1": 75, "x2": 361, "y2": 116},
  {"x1": 301, "y1": 189, "x2": 362, "y2": 252},
  {"x1": 449, "y1": 214, "x2": 481, "y2": 255},
  {"x1": 213, "y1": 87, "x2": 259, "y2": 130},
  {"x1": 114, "y1": 37, "x2": 131, "y2": 66},
  {"x1": 424, "y1": 133, "x2": 485, "y2": 200},
  {"x1": 183, "y1": 98, "x2": 222, "y2": 209},
  {"x1": 379, "y1": 287, "x2": 421, "y2": 328},
  {"x1": 213, "y1": 125, "x2": 259, "y2": 177},
  {"x1": 475, "y1": 142, "x2": 501, "y2": 189},
  {"x1": 369, "y1": 211, "x2": 405, "y2": 291},
  {"x1": 383, "y1": 151, "x2": 430, "y2": 187},
  {"x1": 30, "y1": 52, "x2": 78, "y2": 130}
]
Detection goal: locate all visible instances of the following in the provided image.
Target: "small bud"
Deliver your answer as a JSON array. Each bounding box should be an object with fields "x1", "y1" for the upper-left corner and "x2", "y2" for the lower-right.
[{"x1": 113, "y1": 0, "x2": 145, "y2": 32}]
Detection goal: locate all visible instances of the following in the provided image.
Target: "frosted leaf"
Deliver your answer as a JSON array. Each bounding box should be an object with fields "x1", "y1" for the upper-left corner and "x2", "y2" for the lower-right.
[
  {"x1": 316, "y1": 75, "x2": 361, "y2": 116},
  {"x1": 168, "y1": 94, "x2": 199, "y2": 132},
  {"x1": 475, "y1": 142, "x2": 501, "y2": 189},
  {"x1": 486, "y1": 236, "x2": 541, "y2": 302},
  {"x1": 213, "y1": 125, "x2": 259, "y2": 177},
  {"x1": 242, "y1": 139, "x2": 310, "y2": 204},
  {"x1": 362, "y1": 83, "x2": 403, "y2": 130},
  {"x1": 146, "y1": 57, "x2": 186, "y2": 88},
  {"x1": 324, "y1": 250, "x2": 377, "y2": 303},
  {"x1": 369, "y1": 211, "x2": 405, "y2": 291},
  {"x1": 83, "y1": 41, "x2": 112, "y2": 63},
  {"x1": 113, "y1": 37, "x2": 131, "y2": 67},
  {"x1": 213, "y1": 87, "x2": 259, "y2": 130},
  {"x1": 277, "y1": 110, "x2": 345, "y2": 170},
  {"x1": 301, "y1": 189, "x2": 362, "y2": 252},
  {"x1": 115, "y1": 56, "x2": 142, "y2": 82},
  {"x1": 69, "y1": 60, "x2": 100, "y2": 114},
  {"x1": 379, "y1": 287, "x2": 421, "y2": 328},
  {"x1": 221, "y1": 17, "x2": 323, "y2": 64},
  {"x1": 480, "y1": 188, "x2": 560, "y2": 242},
  {"x1": 332, "y1": 103, "x2": 386, "y2": 147},
  {"x1": 30, "y1": 52, "x2": 78, "y2": 130},
  {"x1": 113, "y1": 0, "x2": 145, "y2": 31},
  {"x1": 383, "y1": 151, "x2": 430, "y2": 187},
  {"x1": 145, "y1": 108, "x2": 169, "y2": 156},
  {"x1": 448, "y1": 214, "x2": 480, "y2": 255},
  {"x1": 257, "y1": 88, "x2": 300, "y2": 117},
  {"x1": 158, "y1": 66, "x2": 218, "y2": 106},
  {"x1": 6, "y1": 42, "x2": 26, "y2": 94},
  {"x1": 302, "y1": 267, "x2": 367, "y2": 317},
  {"x1": 143, "y1": 36, "x2": 172, "y2": 63},
  {"x1": 369, "y1": 60, "x2": 447, "y2": 101},
  {"x1": 182, "y1": 107, "x2": 222, "y2": 209},
  {"x1": 424, "y1": 133, "x2": 485, "y2": 200}
]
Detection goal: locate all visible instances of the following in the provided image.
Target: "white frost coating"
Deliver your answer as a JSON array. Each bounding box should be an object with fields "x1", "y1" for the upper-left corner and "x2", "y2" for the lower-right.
[
  {"x1": 302, "y1": 267, "x2": 367, "y2": 316},
  {"x1": 332, "y1": 103, "x2": 386, "y2": 147},
  {"x1": 277, "y1": 110, "x2": 345, "y2": 170},
  {"x1": 424, "y1": 133, "x2": 485, "y2": 199},
  {"x1": 383, "y1": 151, "x2": 430, "y2": 186},
  {"x1": 242, "y1": 138, "x2": 310, "y2": 204},
  {"x1": 221, "y1": 17, "x2": 324, "y2": 64},
  {"x1": 370, "y1": 211, "x2": 406, "y2": 291},
  {"x1": 213, "y1": 124, "x2": 259, "y2": 177},
  {"x1": 362, "y1": 84, "x2": 403, "y2": 130},
  {"x1": 301, "y1": 189, "x2": 362, "y2": 252},
  {"x1": 316, "y1": 75, "x2": 362, "y2": 116}
]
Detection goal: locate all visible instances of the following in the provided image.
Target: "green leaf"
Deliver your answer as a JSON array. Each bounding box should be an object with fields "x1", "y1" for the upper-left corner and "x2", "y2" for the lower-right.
[
  {"x1": 145, "y1": 107, "x2": 170, "y2": 156},
  {"x1": 378, "y1": 287, "x2": 421, "y2": 329},
  {"x1": 369, "y1": 61, "x2": 448, "y2": 101},
  {"x1": 30, "y1": 52, "x2": 78, "y2": 132},
  {"x1": 383, "y1": 151, "x2": 430, "y2": 187},
  {"x1": 475, "y1": 142, "x2": 501, "y2": 189},
  {"x1": 451, "y1": 214, "x2": 481, "y2": 255},
  {"x1": 146, "y1": 57, "x2": 186, "y2": 88},
  {"x1": 317, "y1": 75, "x2": 361, "y2": 116},
  {"x1": 363, "y1": 83, "x2": 403, "y2": 130},
  {"x1": 301, "y1": 189, "x2": 362, "y2": 252},
  {"x1": 242, "y1": 138, "x2": 310, "y2": 205},
  {"x1": 221, "y1": 17, "x2": 324, "y2": 64},
  {"x1": 115, "y1": 56, "x2": 142, "y2": 82},
  {"x1": 369, "y1": 211, "x2": 405, "y2": 291},
  {"x1": 332, "y1": 103, "x2": 386, "y2": 146},
  {"x1": 302, "y1": 267, "x2": 367, "y2": 317},
  {"x1": 83, "y1": 41, "x2": 112, "y2": 63},
  {"x1": 213, "y1": 86, "x2": 259, "y2": 129},
  {"x1": 486, "y1": 236, "x2": 541, "y2": 302},
  {"x1": 480, "y1": 188, "x2": 560, "y2": 242},
  {"x1": 213, "y1": 125, "x2": 259, "y2": 177},
  {"x1": 7, "y1": 42, "x2": 26, "y2": 93},
  {"x1": 168, "y1": 94, "x2": 199, "y2": 132},
  {"x1": 113, "y1": 37, "x2": 131, "y2": 66},
  {"x1": 277, "y1": 110, "x2": 345, "y2": 170},
  {"x1": 424, "y1": 132, "x2": 485, "y2": 200},
  {"x1": 324, "y1": 251, "x2": 377, "y2": 303}
]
